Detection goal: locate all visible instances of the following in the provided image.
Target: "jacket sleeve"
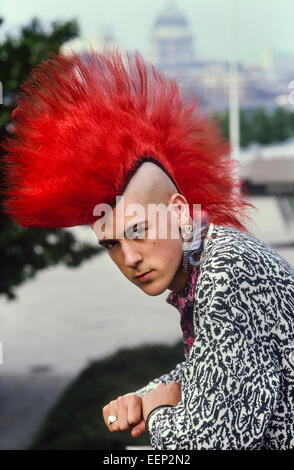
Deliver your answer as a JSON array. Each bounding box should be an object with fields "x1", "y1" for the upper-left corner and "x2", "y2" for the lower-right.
[
  {"x1": 124, "y1": 360, "x2": 186, "y2": 398},
  {"x1": 146, "y1": 322, "x2": 280, "y2": 449},
  {"x1": 145, "y1": 245, "x2": 280, "y2": 449}
]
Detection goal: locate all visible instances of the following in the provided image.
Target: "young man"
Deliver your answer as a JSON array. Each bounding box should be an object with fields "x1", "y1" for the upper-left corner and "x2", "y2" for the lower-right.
[{"x1": 1, "y1": 50, "x2": 293, "y2": 450}]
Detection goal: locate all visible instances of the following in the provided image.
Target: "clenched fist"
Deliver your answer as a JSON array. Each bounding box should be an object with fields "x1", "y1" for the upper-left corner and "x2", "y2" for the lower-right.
[
  {"x1": 101, "y1": 381, "x2": 182, "y2": 438},
  {"x1": 102, "y1": 393, "x2": 146, "y2": 438}
]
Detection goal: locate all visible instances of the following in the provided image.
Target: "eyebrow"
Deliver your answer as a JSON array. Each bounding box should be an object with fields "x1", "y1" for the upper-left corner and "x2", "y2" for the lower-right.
[{"x1": 98, "y1": 220, "x2": 147, "y2": 246}]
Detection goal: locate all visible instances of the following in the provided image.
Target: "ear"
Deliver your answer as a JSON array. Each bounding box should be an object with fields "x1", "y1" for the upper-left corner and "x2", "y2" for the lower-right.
[{"x1": 168, "y1": 193, "x2": 190, "y2": 228}]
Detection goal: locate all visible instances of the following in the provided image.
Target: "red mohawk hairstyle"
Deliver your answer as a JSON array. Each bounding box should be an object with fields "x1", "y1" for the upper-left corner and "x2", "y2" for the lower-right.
[{"x1": 0, "y1": 48, "x2": 255, "y2": 230}]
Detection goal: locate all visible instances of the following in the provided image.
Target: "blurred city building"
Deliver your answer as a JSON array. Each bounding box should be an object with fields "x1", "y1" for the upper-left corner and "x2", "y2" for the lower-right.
[
  {"x1": 240, "y1": 136, "x2": 294, "y2": 195},
  {"x1": 240, "y1": 136, "x2": 294, "y2": 230},
  {"x1": 148, "y1": 0, "x2": 196, "y2": 70},
  {"x1": 148, "y1": 0, "x2": 294, "y2": 113}
]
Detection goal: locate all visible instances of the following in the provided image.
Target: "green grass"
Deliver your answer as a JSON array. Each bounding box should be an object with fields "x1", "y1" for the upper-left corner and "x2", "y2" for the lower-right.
[{"x1": 27, "y1": 341, "x2": 184, "y2": 450}]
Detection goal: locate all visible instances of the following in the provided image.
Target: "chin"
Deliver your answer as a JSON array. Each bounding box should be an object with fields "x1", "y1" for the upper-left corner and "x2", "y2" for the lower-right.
[{"x1": 140, "y1": 282, "x2": 168, "y2": 296}]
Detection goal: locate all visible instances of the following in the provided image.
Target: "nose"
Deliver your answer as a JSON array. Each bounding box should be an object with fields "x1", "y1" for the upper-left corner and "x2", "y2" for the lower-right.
[{"x1": 121, "y1": 240, "x2": 143, "y2": 267}]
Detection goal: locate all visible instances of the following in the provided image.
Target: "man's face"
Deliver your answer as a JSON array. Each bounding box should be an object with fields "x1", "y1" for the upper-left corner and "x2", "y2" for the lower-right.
[{"x1": 91, "y1": 194, "x2": 186, "y2": 296}]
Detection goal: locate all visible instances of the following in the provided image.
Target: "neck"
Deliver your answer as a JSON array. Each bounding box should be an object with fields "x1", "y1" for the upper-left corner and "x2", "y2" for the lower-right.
[{"x1": 167, "y1": 263, "x2": 193, "y2": 293}]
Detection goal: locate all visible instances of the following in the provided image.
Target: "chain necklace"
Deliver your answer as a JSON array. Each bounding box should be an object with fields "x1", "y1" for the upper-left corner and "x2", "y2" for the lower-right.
[
  {"x1": 178, "y1": 218, "x2": 210, "y2": 298},
  {"x1": 178, "y1": 265, "x2": 194, "y2": 298}
]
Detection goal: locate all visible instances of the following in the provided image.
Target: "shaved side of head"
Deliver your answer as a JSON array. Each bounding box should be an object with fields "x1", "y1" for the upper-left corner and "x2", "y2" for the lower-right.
[
  {"x1": 90, "y1": 162, "x2": 180, "y2": 230},
  {"x1": 122, "y1": 161, "x2": 179, "y2": 207}
]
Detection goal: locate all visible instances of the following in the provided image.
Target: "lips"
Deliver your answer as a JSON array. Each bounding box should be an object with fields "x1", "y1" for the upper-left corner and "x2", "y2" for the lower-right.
[{"x1": 135, "y1": 270, "x2": 153, "y2": 280}]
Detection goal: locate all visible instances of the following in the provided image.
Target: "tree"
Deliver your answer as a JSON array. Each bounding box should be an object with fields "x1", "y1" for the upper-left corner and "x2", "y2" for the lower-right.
[
  {"x1": 212, "y1": 107, "x2": 294, "y2": 149},
  {"x1": 0, "y1": 16, "x2": 102, "y2": 300},
  {"x1": 271, "y1": 106, "x2": 294, "y2": 142}
]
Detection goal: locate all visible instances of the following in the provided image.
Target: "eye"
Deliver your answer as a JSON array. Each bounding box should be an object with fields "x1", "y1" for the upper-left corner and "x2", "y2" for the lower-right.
[
  {"x1": 135, "y1": 225, "x2": 145, "y2": 234},
  {"x1": 131, "y1": 223, "x2": 147, "y2": 239},
  {"x1": 103, "y1": 240, "x2": 119, "y2": 251}
]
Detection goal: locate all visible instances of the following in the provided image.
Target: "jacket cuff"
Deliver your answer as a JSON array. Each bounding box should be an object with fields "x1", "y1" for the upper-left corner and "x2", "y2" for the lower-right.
[{"x1": 145, "y1": 405, "x2": 173, "y2": 433}]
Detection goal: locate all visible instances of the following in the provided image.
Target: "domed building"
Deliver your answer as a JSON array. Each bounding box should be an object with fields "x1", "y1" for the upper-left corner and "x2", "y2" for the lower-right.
[
  {"x1": 147, "y1": 0, "x2": 281, "y2": 113},
  {"x1": 149, "y1": 0, "x2": 196, "y2": 72}
]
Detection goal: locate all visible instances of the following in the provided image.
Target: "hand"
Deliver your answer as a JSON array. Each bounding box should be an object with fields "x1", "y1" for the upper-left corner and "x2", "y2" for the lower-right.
[
  {"x1": 142, "y1": 381, "x2": 182, "y2": 421},
  {"x1": 102, "y1": 394, "x2": 146, "y2": 438}
]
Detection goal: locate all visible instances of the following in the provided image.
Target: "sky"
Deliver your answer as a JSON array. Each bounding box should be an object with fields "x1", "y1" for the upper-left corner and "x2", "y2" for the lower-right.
[{"x1": 0, "y1": 0, "x2": 294, "y2": 63}]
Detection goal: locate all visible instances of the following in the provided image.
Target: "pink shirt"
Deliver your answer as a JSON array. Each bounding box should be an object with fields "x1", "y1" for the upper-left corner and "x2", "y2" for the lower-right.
[
  {"x1": 165, "y1": 264, "x2": 199, "y2": 360},
  {"x1": 165, "y1": 216, "x2": 210, "y2": 360}
]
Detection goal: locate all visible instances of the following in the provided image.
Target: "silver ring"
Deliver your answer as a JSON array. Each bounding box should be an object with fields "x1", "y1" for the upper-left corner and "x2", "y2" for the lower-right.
[{"x1": 107, "y1": 415, "x2": 118, "y2": 424}]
